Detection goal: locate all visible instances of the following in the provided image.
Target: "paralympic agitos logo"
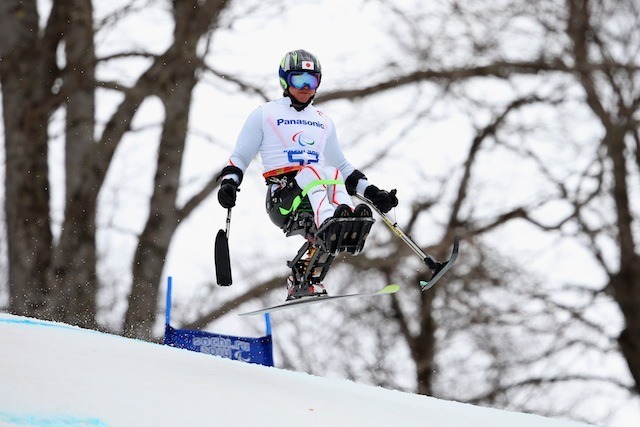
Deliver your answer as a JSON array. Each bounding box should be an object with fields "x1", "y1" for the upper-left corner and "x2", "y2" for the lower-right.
[{"x1": 292, "y1": 131, "x2": 315, "y2": 146}]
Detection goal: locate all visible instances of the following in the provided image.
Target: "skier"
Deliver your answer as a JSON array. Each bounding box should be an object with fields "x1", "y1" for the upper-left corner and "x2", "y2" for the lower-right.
[{"x1": 217, "y1": 49, "x2": 398, "y2": 300}]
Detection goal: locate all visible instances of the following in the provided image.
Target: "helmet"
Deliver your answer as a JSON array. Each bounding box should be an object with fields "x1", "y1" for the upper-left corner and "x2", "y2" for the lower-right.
[{"x1": 279, "y1": 49, "x2": 322, "y2": 91}]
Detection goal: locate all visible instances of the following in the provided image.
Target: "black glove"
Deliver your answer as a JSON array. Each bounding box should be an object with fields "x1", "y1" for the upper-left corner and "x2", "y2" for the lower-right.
[
  {"x1": 364, "y1": 185, "x2": 398, "y2": 213},
  {"x1": 218, "y1": 179, "x2": 239, "y2": 208}
]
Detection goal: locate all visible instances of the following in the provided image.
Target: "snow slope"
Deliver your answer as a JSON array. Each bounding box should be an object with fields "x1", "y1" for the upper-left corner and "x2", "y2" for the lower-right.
[{"x1": 0, "y1": 312, "x2": 595, "y2": 427}]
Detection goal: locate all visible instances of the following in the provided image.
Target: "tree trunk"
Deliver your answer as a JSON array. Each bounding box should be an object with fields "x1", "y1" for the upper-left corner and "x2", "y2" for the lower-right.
[
  {"x1": 123, "y1": 59, "x2": 196, "y2": 338},
  {"x1": 47, "y1": 0, "x2": 99, "y2": 328},
  {"x1": 123, "y1": 0, "x2": 228, "y2": 338},
  {"x1": 604, "y1": 127, "x2": 640, "y2": 394},
  {"x1": 415, "y1": 289, "x2": 437, "y2": 395},
  {"x1": 0, "y1": 0, "x2": 56, "y2": 319}
]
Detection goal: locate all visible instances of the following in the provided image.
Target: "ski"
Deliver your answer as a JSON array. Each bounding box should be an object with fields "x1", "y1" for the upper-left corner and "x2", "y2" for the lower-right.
[{"x1": 238, "y1": 284, "x2": 400, "y2": 317}]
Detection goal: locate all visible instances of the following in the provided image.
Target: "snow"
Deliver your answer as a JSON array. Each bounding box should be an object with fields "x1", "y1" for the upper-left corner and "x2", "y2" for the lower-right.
[{"x1": 0, "y1": 312, "x2": 595, "y2": 427}]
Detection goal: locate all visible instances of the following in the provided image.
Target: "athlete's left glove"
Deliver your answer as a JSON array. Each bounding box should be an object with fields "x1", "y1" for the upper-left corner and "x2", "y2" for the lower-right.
[{"x1": 364, "y1": 185, "x2": 398, "y2": 213}]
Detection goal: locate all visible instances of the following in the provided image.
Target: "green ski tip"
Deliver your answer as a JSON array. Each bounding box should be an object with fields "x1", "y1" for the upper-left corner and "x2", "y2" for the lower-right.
[
  {"x1": 419, "y1": 280, "x2": 427, "y2": 287},
  {"x1": 380, "y1": 284, "x2": 400, "y2": 294}
]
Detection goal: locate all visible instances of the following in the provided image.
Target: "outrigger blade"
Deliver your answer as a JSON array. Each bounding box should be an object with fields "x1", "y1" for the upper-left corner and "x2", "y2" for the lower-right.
[{"x1": 419, "y1": 235, "x2": 459, "y2": 291}]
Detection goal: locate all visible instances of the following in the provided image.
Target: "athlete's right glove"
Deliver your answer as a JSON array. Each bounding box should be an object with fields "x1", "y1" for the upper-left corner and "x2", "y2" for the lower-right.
[
  {"x1": 218, "y1": 179, "x2": 239, "y2": 209},
  {"x1": 364, "y1": 185, "x2": 398, "y2": 213},
  {"x1": 216, "y1": 165, "x2": 243, "y2": 209}
]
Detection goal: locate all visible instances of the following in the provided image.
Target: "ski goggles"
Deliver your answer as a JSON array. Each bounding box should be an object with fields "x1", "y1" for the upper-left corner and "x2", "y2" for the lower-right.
[{"x1": 288, "y1": 72, "x2": 320, "y2": 90}]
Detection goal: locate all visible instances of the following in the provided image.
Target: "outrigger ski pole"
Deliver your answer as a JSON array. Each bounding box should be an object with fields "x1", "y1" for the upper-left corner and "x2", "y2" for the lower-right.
[
  {"x1": 215, "y1": 208, "x2": 233, "y2": 286},
  {"x1": 355, "y1": 194, "x2": 459, "y2": 291}
]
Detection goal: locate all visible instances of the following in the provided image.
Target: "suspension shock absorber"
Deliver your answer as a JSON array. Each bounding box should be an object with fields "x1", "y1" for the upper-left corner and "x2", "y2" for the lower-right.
[{"x1": 302, "y1": 246, "x2": 317, "y2": 282}]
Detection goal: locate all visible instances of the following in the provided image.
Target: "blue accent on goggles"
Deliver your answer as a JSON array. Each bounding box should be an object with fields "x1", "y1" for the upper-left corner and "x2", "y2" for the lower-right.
[{"x1": 288, "y1": 72, "x2": 320, "y2": 90}]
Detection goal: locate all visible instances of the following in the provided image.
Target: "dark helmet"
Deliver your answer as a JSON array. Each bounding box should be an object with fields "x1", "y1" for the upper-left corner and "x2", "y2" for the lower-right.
[{"x1": 279, "y1": 49, "x2": 322, "y2": 91}]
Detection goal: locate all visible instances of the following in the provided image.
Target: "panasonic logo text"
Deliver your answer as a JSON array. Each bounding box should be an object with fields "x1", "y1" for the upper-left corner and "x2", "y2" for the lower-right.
[{"x1": 276, "y1": 118, "x2": 325, "y2": 129}]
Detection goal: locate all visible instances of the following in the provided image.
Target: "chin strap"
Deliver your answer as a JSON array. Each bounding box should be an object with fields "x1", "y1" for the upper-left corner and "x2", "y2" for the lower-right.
[{"x1": 284, "y1": 91, "x2": 315, "y2": 111}]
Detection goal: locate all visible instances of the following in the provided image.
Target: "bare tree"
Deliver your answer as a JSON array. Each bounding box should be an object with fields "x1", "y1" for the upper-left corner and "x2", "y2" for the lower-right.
[
  {"x1": 320, "y1": 0, "x2": 640, "y2": 422},
  {"x1": 0, "y1": 0, "x2": 232, "y2": 336},
  {"x1": 564, "y1": 0, "x2": 640, "y2": 396}
]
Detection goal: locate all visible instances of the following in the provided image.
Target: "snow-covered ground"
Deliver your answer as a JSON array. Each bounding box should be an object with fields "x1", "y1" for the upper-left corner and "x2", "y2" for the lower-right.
[{"x1": 0, "y1": 312, "x2": 596, "y2": 427}]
